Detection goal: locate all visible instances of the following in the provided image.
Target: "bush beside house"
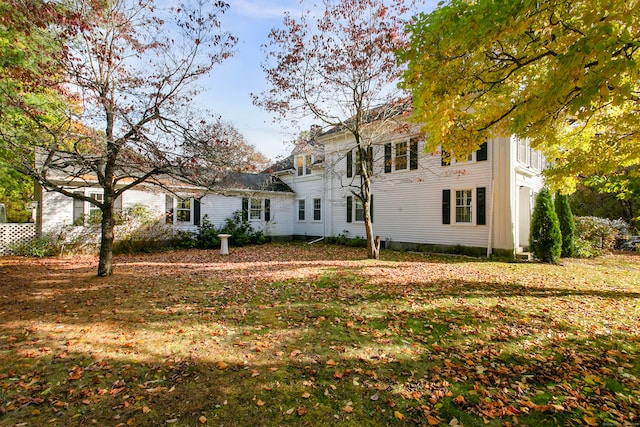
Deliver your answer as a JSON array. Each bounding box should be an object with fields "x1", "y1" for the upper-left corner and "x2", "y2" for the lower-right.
[{"x1": 529, "y1": 188, "x2": 562, "y2": 263}]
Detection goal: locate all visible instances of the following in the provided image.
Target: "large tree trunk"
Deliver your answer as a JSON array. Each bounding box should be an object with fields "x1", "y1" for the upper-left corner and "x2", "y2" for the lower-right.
[
  {"x1": 364, "y1": 213, "x2": 380, "y2": 259},
  {"x1": 363, "y1": 193, "x2": 380, "y2": 260},
  {"x1": 97, "y1": 199, "x2": 115, "y2": 277}
]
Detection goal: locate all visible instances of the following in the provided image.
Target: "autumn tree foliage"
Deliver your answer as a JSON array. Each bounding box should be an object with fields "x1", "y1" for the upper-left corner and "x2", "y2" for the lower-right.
[
  {"x1": 0, "y1": 0, "x2": 77, "y2": 221},
  {"x1": 255, "y1": 0, "x2": 412, "y2": 259},
  {"x1": 555, "y1": 191, "x2": 575, "y2": 258},
  {"x1": 0, "y1": 0, "x2": 237, "y2": 276},
  {"x1": 182, "y1": 117, "x2": 271, "y2": 176},
  {"x1": 530, "y1": 188, "x2": 562, "y2": 263},
  {"x1": 397, "y1": 0, "x2": 640, "y2": 191}
]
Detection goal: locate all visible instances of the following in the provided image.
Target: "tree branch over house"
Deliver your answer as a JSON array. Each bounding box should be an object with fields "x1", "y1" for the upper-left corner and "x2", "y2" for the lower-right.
[
  {"x1": 253, "y1": 0, "x2": 415, "y2": 259},
  {"x1": 0, "y1": 0, "x2": 238, "y2": 276}
]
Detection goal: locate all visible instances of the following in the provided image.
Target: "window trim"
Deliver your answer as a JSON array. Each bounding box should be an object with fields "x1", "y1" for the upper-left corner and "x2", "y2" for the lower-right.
[
  {"x1": 313, "y1": 198, "x2": 321, "y2": 221},
  {"x1": 297, "y1": 154, "x2": 313, "y2": 176},
  {"x1": 250, "y1": 198, "x2": 262, "y2": 221},
  {"x1": 455, "y1": 189, "x2": 473, "y2": 224},
  {"x1": 395, "y1": 141, "x2": 408, "y2": 171},
  {"x1": 298, "y1": 199, "x2": 306, "y2": 221}
]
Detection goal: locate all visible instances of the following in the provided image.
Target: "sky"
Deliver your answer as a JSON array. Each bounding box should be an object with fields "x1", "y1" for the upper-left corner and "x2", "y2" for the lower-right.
[{"x1": 196, "y1": 0, "x2": 441, "y2": 162}]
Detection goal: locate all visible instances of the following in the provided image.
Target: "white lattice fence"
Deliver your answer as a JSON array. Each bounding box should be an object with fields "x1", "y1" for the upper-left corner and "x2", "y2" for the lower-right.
[{"x1": 0, "y1": 224, "x2": 38, "y2": 256}]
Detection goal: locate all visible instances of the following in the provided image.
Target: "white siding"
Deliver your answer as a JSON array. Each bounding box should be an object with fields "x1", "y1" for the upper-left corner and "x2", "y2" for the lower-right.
[{"x1": 200, "y1": 192, "x2": 295, "y2": 237}]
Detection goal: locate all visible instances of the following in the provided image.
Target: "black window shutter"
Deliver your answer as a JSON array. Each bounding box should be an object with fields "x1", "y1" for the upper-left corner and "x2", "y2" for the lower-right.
[
  {"x1": 346, "y1": 151, "x2": 353, "y2": 178},
  {"x1": 441, "y1": 147, "x2": 450, "y2": 166},
  {"x1": 384, "y1": 143, "x2": 392, "y2": 173},
  {"x1": 242, "y1": 197, "x2": 249, "y2": 222},
  {"x1": 367, "y1": 146, "x2": 373, "y2": 174},
  {"x1": 194, "y1": 199, "x2": 201, "y2": 226},
  {"x1": 346, "y1": 196, "x2": 353, "y2": 223},
  {"x1": 442, "y1": 189, "x2": 451, "y2": 224},
  {"x1": 477, "y1": 187, "x2": 486, "y2": 225},
  {"x1": 410, "y1": 138, "x2": 418, "y2": 170},
  {"x1": 264, "y1": 199, "x2": 271, "y2": 222},
  {"x1": 477, "y1": 141, "x2": 488, "y2": 161}
]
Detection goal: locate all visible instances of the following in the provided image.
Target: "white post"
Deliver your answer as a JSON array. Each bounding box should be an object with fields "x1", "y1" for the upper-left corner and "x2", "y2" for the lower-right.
[{"x1": 218, "y1": 234, "x2": 231, "y2": 255}]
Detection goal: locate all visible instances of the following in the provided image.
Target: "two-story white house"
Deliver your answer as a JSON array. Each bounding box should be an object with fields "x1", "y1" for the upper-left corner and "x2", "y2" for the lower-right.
[{"x1": 272, "y1": 124, "x2": 545, "y2": 257}]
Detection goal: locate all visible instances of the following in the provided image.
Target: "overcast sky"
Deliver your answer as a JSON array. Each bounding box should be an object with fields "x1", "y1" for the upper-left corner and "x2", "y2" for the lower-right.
[{"x1": 196, "y1": 0, "x2": 441, "y2": 162}]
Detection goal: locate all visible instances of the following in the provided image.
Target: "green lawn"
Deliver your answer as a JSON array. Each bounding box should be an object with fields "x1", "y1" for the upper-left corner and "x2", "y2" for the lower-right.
[{"x1": 1, "y1": 242, "x2": 638, "y2": 426}]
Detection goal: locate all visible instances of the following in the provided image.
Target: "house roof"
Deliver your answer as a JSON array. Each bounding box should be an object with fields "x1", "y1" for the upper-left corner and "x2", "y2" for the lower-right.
[
  {"x1": 321, "y1": 100, "x2": 412, "y2": 137},
  {"x1": 265, "y1": 155, "x2": 295, "y2": 173},
  {"x1": 214, "y1": 172, "x2": 294, "y2": 193}
]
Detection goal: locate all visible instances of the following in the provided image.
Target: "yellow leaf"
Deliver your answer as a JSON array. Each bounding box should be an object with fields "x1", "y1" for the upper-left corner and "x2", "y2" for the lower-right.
[
  {"x1": 216, "y1": 361, "x2": 228, "y2": 370},
  {"x1": 142, "y1": 406, "x2": 151, "y2": 414},
  {"x1": 285, "y1": 408, "x2": 295, "y2": 415},
  {"x1": 198, "y1": 415, "x2": 207, "y2": 424},
  {"x1": 256, "y1": 399, "x2": 265, "y2": 407},
  {"x1": 343, "y1": 404, "x2": 353, "y2": 413},
  {"x1": 301, "y1": 391, "x2": 311, "y2": 399},
  {"x1": 326, "y1": 359, "x2": 337, "y2": 367},
  {"x1": 394, "y1": 411, "x2": 404, "y2": 420},
  {"x1": 583, "y1": 415, "x2": 598, "y2": 426}
]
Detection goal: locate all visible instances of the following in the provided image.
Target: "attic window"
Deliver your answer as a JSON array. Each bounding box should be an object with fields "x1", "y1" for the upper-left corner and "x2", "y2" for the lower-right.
[{"x1": 297, "y1": 155, "x2": 313, "y2": 176}]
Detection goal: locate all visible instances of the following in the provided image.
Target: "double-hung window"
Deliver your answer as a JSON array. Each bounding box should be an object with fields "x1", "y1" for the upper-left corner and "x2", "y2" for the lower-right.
[
  {"x1": 455, "y1": 190, "x2": 473, "y2": 223},
  {"x1": 346, "y1": 195, "x2": 373, "y2": 223},
  {"x1": 166, "y1": 195, "x2": 199, "y2": 225},
  {"x1": 250, "y1": 198, "x2": 262, "y2": 220},
  {"x1": 313, "y1": 198, "x2": 321, "y2": 221},
  {"x1": 297, "y1": 155, "x2": 313, "y2": 176},
  {"x1": 298, "y1": 199, "x2": 305, "y2": 221},
  {"x1": 176, "y1": 199, "x2": 191, "y2": 223},
  {"x1": 242, "y1": 198, "x2": 271, "y2": 222},
  {"x1": 395, "y1": 141, "x2": 407, "y2": 170}
]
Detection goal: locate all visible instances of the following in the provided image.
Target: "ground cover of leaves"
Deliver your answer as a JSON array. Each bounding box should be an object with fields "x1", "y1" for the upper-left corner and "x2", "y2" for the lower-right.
[{"x1": 0, "y1": 242, "x2": 639, "y2": 427}]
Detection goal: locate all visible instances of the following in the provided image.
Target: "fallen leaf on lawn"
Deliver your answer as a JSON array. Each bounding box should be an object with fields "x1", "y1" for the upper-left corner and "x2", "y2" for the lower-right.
[
  {"x1": 334, "y1": 371, "x2": 344, "y2": 379},
  {"x1": 256, "y1": 399, "x2": 265, "y2": 406},
  {"x1": 69, "y1": 366, "x2": 83, "y2": 380},
  {"x1": 198, "y1": 415, "x2": 207, "y2": 424},
  {"x1": 297, "y1": 406, "x2": 307, "y2": 416},
  {"x1": 142, "y1": 406, "x2": 151, "y2": 414},
  {"x1": 426, "y1": 414, "x2": 440, "y2": 425},
  {"x1": 453, "y1": 395, "x2": 465, "y2": 405},
  {"x1": 285, "y1": 408, "x2": 295, "y2": 415},
  {"x1": 216, "y1": 361, "x2": 228, "y2": 370},
  {"x1": 301, "y1": 391, "x2": 311, "y2": 399},
  {"x1": 326, "y1": 359, "x2": 337, "y2": 367},
  {"x1": 127, "y1": 418, "x2": 136, "y2": 426},
  {"x1": 343, "y1": 404, "x2": 353, "y2": 413},
  {"x1": 370, "y1": 392, "x2": 379, "y2": 401},
  {"x1": 394, "y1": 411, "x2": 404, "y2": 420},
  {"x1": 583, "y1": 415, "x2": 598, "y2": 426}
]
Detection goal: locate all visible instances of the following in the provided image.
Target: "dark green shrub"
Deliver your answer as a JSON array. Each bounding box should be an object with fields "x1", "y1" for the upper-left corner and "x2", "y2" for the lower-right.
[
  {"x1": 554, "y1": 191, "x2": 575, "y2": 257},
  {"x1": 195, "y1": 215, "x2": 220, "y2": 249},
  {"x1": 10, "y1": 235, "x2": 59, "y2": 257},
  {"x1": 220, "y1": 211, "x2": 271, "y2": 246},
  {"x1": 529, "y1": 188, "x2": 562, "y2": 263}
]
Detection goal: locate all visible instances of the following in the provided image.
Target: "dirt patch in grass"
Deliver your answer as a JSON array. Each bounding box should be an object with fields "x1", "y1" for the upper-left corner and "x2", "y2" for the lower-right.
[{"x1": 1, "y1": 243, "x2": 639, "y2": 426}]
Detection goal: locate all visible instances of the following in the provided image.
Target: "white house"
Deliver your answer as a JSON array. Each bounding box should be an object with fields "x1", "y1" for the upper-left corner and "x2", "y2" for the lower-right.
[{"x1": 36, "y1": 122, "x2": 545, "y2": 257}]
